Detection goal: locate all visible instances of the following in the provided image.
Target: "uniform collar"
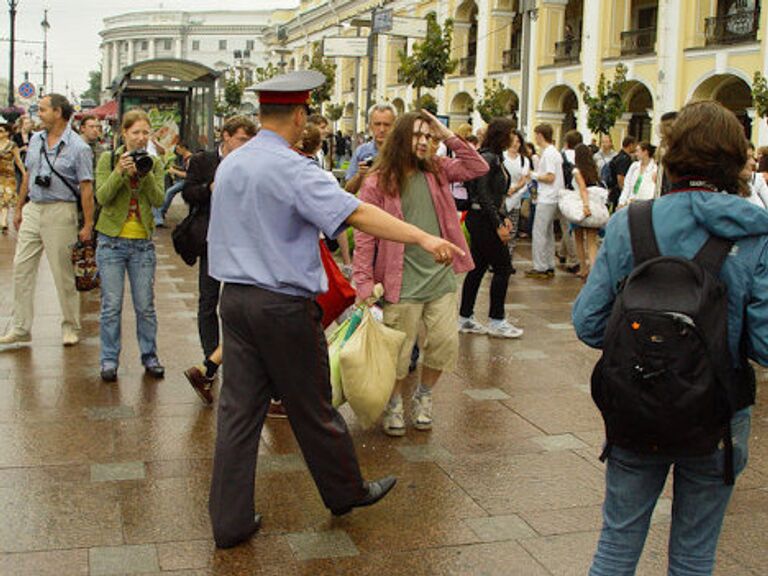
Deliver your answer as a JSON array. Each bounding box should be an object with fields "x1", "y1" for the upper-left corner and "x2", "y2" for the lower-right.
[{"x1": 258, "y1": 129, "x2": 291, "y2": 149}]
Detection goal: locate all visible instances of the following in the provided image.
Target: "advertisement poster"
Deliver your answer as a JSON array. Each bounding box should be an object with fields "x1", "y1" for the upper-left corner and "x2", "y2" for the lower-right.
[{"x1": 121, "y1": 96, "x2": 184, "y2": 150}]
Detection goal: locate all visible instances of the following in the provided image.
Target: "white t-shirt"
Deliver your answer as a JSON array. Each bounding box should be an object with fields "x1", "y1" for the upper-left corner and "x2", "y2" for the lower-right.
[
  {"x1": 502, "y1": 152, "x2": 531, "y2": 211},
  {"x1": 747, "y1": 173, "x2": 768, "y2": 208},
  {"x1": 537, "y1": 145, "x2": 564, "y2": 205}
]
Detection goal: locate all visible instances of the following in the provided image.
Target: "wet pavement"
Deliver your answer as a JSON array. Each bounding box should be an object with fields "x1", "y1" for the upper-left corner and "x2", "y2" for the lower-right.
[{"x1": 0, "y1": 210, "x2": 766, "y2": 575}]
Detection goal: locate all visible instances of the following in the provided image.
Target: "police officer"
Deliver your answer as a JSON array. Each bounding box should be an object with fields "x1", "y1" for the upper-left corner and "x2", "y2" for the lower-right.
[{"x1": 206, "y1": 71, "x2": 464, "y2": 549}]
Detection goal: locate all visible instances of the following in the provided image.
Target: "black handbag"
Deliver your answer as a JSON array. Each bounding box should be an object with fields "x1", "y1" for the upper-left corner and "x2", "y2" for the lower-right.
[{"x1": 172, "y1": 207, "x2": 208, "y2": 266}]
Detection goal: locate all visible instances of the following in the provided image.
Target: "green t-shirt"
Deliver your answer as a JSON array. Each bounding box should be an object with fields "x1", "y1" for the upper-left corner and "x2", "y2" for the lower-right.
[{"x1": 399, "y1": 172, "x2": 456, "y2": 302}]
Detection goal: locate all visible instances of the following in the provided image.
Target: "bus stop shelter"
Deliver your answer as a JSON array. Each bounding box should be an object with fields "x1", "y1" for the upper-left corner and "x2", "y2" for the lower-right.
[{"x1": 111, "y1": 58, "x2": 219, "y2": 151}]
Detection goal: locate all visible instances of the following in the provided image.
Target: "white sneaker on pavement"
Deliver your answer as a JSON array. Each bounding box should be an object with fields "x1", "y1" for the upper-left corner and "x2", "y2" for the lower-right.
[
  {"x1": 0, "y1": 331, "x2": 31, "y2": 345},
  {"x1": 411, "y1": 393, "x2": 433, "y2": 431},
  {"x1": 487, "y1": 319, "x2": 524, "y2": 339},
  {"x1": 458, "y1": 315, "x2": 488, "y2": 334},
  {"x1": 382, "y1": 396, "x2": 406, "y2": 437},
  {"x1": 62, "y1": 328, "x2": 80, "y2": 347}
]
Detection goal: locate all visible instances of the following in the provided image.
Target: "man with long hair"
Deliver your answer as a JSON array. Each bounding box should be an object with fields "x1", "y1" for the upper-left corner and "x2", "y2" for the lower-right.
[{"x1": 353, "y1": 110, "x2": 488, "y2": 436}]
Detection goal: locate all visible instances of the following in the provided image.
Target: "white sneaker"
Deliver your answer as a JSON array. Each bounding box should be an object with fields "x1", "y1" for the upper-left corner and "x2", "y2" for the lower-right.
[
  {"x1": 62, "y1": 329, "x2": 80, "y2": 347},
  {"x1": 487, "y1": 320, "x2": 524, "y2": 339},
  {"x1": 0, "y1": 331, "x2": 31, "y2": 345},
  {"x1": 458, "y1": 316, "x2": 488, "y2": 334},
  {"x1": 382, "y1": 397, "x2": 406, "y2": 437},
  {"x1": 411, "y1": 393, "x2": 433, "y2": 431}
]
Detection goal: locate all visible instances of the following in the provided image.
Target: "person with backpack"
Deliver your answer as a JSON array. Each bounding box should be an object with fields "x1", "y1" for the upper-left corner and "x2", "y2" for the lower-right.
[
  {"x1": 573, "y1": 100, "x2": 768, "y2": 576},
  {"x1": 458, "y1": 118, "x2": 524, "y2": 338}
]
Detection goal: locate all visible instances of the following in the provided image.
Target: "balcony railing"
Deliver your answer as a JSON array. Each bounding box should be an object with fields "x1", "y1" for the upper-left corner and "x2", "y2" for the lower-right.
[
  {"x1": 705, "y1": 9, "x2": 761, "y2": 45},
  {"x1": 621, "y1": 27, "x2": 657, "y2": 55},
  {"x1": 502, "y1": 49, "x2": 522, "y2": 71},
  {"x1": 459, "y1": 55, "x2": 476, "y2": 76},
  {"x1": 554, "y1": 38, "x2": 581, "y2": 64}
]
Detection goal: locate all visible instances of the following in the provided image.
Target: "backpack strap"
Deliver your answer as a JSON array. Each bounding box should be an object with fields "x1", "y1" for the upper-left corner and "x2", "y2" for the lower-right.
[
  {"x1": 628, "y1": 200, "x2": 661, "y2": 265},
  {"x1": 693, "y1": 236, "x2": 734, "y2": 277}
]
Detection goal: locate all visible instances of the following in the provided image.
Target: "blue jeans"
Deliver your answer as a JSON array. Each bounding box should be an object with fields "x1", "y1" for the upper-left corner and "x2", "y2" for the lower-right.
[
  {"x1": 96, "y1": 234, "x2": 159, "y2": 368},
  {"x1": 160, "y1": 179, "x2": 185, "y2": 216},
  {"x1": 589, "y1": 408, "x2": 751, "y2": 576}
]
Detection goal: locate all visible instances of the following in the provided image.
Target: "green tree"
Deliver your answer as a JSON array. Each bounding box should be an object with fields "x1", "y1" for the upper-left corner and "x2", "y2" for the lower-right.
[
  {"x1": 578, "y1": 63, "x2": 628, "y2": 135},
  {"x1": 308, "y1": 46, "x2": 337, "y2": 109},
  {"x1": 254, "y1": 63, "x2": 280, "y2": 84},
  {"x1": 224, "y1": 76, "x2": 245, "y2": 111},
  {"x1": 326, "y1": 102, "x2": 344, "y2": 123},
  {"x1": 752, "y1": 71, "x2": 768, "y2": 120},
  {"x1": 412, "y1": 93, "x2": 438, "y2": 114},
  {"x1": 399, "y1": 12, "x2": 457, "y2": 100},
  {"x1": 80, "y1": 70, "x2": 102, "y2": 102},
  {"x1": 475, "y1": 79, "x2": 517, "y2": 124}
]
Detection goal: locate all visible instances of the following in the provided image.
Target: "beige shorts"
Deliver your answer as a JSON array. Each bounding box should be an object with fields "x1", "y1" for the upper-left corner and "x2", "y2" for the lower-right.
[{"x1": 383, "y1": 291, "x2": 459, "y2": 380}]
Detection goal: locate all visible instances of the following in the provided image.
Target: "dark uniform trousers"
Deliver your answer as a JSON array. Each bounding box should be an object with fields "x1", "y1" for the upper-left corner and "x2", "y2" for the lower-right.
[{"x1": 209, "y1": 283, "x2": 368, "y2": 546}]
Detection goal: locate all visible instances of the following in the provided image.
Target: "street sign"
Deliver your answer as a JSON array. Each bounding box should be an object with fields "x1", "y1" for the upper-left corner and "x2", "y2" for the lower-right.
[
  {"x1": 18, "y1": 81, "x2": 35, "y2": 99},
  {"x1": 390, "y1": 17, "x2": 428, "y2": 39},
  {"x1": 322, "y1": 37, "x2": 369, "y2": 58},
  {"x1": 372, "y1": 8, "x2": 393, "y2": 33}
]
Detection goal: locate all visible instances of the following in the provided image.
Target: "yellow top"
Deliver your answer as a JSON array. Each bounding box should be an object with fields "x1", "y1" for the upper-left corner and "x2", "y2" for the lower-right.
[{"x1": 118, "y1": 191, "x2": 148, "y2": 239}]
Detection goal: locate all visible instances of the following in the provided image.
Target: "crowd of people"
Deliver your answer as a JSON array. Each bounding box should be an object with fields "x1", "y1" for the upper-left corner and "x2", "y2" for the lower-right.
[{"x1": 0, "y1": 82, "x2": 765, "y2": 575}]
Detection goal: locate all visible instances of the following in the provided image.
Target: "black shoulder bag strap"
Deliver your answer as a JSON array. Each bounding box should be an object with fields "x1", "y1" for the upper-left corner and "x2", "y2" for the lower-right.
[
  {"x1": 694, "y1": 232, "x2": 736, "y2": 485},
  {"x1": 628, "y1": 200, "x2": 661, "y2": 266},
  {"x1": 41, "y1": 138, "x2": 80, "y2": 201}
]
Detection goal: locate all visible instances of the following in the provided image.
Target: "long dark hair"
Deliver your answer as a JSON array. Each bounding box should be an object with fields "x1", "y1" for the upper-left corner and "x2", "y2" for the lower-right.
[
  {"x1": 574, "y1": 143, "x2": 599, "y2": 186},
  {"x1": 372, "y1": 111, "x2": 441, "y2": 197},
  {"x1": 481, "y1": 117, "x2": 516, "y2": 154}
]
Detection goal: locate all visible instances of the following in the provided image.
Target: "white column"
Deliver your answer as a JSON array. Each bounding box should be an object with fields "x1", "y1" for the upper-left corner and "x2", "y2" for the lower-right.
[
  {"x1": 127, "y1": 40, "x2": 135, "y2": 65},
  {"x1": 101, "y1": 44, "x2": 111, "y2": 90},
  {"x1": 524, "y1": 8, "x2": 538, "y2": 136},
  {"x1": 759, "y1": 9, "x2": 768, "y2": 146},
  {"x1": 376, "y1": 34, "x2": 387, "y2": 103},
  {"x1": 111, "y1": 42, "x2": 119, "y2": 80},
  {"x1": 149, "y1": 38, "x2": 156, "y2": 60},
  {"x1": 405, "y1": 38, "x2": 415, "y2": 107},
  {"x1": 174, "y1": 37, "x2": 182, "y2": 59},
  {"x1": 473, "y1": 0, "x2": 490, "y2": 128},
  {"x1": 579, "y1": 0, "x2": 600, "y2": 139},
  {"x1": 656, "y1": 0, "x2": 681, "y2": 115}
]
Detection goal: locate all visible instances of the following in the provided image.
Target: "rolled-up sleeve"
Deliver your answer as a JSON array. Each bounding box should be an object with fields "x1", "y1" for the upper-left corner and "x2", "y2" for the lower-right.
[
  {"x1": 295, "y1": 163, "x2": 361, "y2": 239},
  {"x1": 75, "y1": 145, "x2": 94, "y2": 182}
]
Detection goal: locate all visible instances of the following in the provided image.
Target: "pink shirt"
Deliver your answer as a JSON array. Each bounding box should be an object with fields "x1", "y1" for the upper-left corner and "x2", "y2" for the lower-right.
[{"x1": 353, "y1": 136, "x2": 489, "y2": 303}]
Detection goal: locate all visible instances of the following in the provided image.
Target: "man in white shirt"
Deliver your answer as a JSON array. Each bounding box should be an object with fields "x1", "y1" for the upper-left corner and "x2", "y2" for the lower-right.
[{"x1": 526, "y1": 124, "x2": 563, "y2": 279}]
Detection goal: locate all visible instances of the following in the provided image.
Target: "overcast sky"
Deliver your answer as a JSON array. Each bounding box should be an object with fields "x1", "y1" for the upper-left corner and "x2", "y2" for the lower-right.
[{"x1": 0, "y1": 0, "x2": 298, "y2": 101}]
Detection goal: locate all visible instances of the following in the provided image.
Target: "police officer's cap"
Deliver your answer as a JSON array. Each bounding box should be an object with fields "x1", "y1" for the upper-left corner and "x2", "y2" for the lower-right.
[{"x1": 251, "y1": 71, "x2": 325, "y2": 106}]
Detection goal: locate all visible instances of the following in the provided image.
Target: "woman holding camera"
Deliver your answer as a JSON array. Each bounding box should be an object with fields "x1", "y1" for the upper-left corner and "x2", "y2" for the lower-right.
[{"x1": 94, "y1": 109, "x2": 165, "y2": 382}]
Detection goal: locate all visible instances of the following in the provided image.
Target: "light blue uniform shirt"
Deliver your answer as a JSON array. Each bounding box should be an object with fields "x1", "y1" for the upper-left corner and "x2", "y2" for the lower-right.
[
  {"x1": 344, "y1": 140, "x2": 378, "y2": 181},
  {"x1": 208, "y1": 129, "x2": 361, "y2": 297},
  {"x1": 25, "y1": 126, "x2": 93, "y2": 203}
]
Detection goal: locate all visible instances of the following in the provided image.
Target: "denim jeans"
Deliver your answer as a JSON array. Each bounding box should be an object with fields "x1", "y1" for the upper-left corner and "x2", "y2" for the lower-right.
[
  {"x1": 160, "y1": 179, "x2": 186, "y2": 216},
  {"x1": 589, "y1": 408, "x2": 752, "y2": 576},
  {"x1": 96, "y1": 233, "x2": 159, "y2": 368}
]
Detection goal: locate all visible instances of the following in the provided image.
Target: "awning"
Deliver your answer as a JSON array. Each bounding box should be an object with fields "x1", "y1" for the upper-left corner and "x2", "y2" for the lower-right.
[
  {"x1": 74, "y1": 100, "x2": 117, "y2": 121},
  {"x1": 116, "y1": 58, "x2": 220, "y2": 84}
]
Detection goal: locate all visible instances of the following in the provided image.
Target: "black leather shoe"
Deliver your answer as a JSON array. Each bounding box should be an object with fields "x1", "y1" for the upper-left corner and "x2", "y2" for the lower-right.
[
  {"x1": 100, "y1": 367, "x2": 117, "y2": 382},
  {"x1": 331, "y1": 476, "x2": 397, "y2": 516},
  {"x1": 144, "y1": 359, "x2": 165, "y2": 379},
  {"x1": 215, "y1": 514, "x2": 262, "y2": 549}
]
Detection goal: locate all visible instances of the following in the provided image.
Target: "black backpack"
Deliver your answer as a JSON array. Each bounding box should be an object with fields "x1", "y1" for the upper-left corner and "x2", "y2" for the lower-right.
[
  {"x1": 561, "y1": 151, "x2": 574, "y2": 190},
  {"x1": 591, "y1": 200, "x2": 742, "y2": 484}
]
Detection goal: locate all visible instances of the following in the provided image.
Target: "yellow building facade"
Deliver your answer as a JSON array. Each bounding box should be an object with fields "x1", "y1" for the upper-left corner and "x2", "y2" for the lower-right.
[{"x1": 265, "y1": 0, "x2": 767, "y2": 145}]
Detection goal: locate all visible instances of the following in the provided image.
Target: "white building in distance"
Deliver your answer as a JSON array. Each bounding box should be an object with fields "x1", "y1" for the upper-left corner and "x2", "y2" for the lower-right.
[{"x1": 99, "y1": 10, "x2": 273, "y2": 102}]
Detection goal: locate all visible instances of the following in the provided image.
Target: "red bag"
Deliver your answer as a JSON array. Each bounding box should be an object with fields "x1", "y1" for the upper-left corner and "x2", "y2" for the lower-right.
[{"x1": 317, "y1": 240, "x2": 356, "y2": 328}]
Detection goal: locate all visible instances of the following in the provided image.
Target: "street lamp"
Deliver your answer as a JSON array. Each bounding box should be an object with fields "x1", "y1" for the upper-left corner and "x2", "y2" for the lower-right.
[
  {"x1": 41, "y1": 9, "x2": 49, "y2": 96},
  {"x1": 7, "y1": 0, "x2": 19, "y2": 107}
]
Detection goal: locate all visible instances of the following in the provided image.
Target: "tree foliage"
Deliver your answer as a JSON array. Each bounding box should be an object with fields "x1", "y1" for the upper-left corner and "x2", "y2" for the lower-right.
[
  {"x1": 254, "y1": 63, "x2": 280, "y2": 84},
  {"x1": 578, "y1": 63, "x2": 628, "y2": 135},
  {"x1": 326, "y1": 102, "x2": 344, "y2": 123},
  {"x1": 399, "y1": 12, "x2": 457, "y2": 99},
  {"x1": 80, "y1": 70, "x2": 102, "y2": 102},
  {"x1": 752, "y1": 71, "x2": 768, "y2": 120},
  {"x1": 308, "y1": 46, "x2": 336, "y2": 108},
  {"x1": 475, "y1": 79, "x2": 517, "y2": 124},
  {"x1": 412, "y1": 93, "x2": 438, "y2": 114}
]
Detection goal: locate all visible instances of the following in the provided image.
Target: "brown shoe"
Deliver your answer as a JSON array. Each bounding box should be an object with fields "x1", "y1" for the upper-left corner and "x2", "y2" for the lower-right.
[
  {"x1": 184, "y1": 365, "x2": 214, "y2": 406},
  {"x1": 267, "y1": 400, "x2": 287, "y2": 419}
]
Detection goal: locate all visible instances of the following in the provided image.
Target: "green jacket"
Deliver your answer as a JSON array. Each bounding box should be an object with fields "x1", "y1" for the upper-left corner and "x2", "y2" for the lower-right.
[{"x1": 95, "y1": 146, "x2": 165, "y2": 238}]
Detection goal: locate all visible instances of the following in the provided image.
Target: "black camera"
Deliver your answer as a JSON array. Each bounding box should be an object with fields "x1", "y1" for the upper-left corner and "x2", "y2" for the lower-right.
[
  {"x1": 363, "y1": 156, "x2": 375, "y2": 167},
  {"x1": 35, "y1": 174, "x2": 52, "y2": 188},
  {"x1": 128, "y1": 149, "x2": 154, "y2": 177}
]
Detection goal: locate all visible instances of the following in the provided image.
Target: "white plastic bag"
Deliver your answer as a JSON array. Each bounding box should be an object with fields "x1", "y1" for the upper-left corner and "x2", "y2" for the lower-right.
[
  {"x1": 558, "y1": 186, "x2": 610, "y2": 228},
  {"x1": 339, "y1": 308, "x2": 406, "y2": 429}
]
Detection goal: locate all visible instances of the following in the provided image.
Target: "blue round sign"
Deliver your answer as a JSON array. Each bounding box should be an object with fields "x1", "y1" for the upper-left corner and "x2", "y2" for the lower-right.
[{"x1": 18, "y1": 82, "x2": 35, "y2": 99}]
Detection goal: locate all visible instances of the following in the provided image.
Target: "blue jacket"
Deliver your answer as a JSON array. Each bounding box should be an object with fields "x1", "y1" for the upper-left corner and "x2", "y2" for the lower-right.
[{"x1": 573, "y1": 192, "x2": 768, "y2": 378}]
